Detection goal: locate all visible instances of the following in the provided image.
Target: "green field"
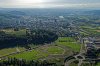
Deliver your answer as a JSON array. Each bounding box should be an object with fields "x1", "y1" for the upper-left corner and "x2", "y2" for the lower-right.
[
  {"x1": 2, "y1": 29, "x2": 26, "y2": 37},
  {"x1": 10, "y1": 50, "x2": 48, "y2": 60},
  {"x1": 57, "y1": 37, "x2": 75, "y2": 42},
  {"x1": 0, "y1": 47, "x2": 25, "y2": 57},
  {"x1": 96, "y1": 62, "x2": 100, "y2": 66},
  {"x1": 0, "y1": 48, "x2": 16, "y2": 57},
  {"x1": 80, "y1": 26, "x2": 100, "y2": 36},
  {"x1": 9, "y1": 46, "x2": 65, "y2": 60},
  {"x1": 69, "y1": 63, "x2": 77, "y2": 66},
  {"x1": 0, "y1": 37, "x2": 80, "y2": 61},
  {"x1": 46, "y1": 46, "x2": 64, "y2": 55},
  {"x1": 56, "y1": 37, "x2": 81, "y2": 52}
]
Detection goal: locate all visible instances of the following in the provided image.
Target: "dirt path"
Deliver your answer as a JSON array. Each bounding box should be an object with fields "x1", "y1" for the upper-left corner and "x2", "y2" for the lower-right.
[{"x1": 16, "y1": 47, "x2": 20, "y2": 52}]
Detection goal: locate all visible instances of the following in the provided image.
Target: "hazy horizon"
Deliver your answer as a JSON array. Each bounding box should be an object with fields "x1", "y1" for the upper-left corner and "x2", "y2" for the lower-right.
[{"x1": 0, "y1": 0, "x2": 100, "y2": 9}]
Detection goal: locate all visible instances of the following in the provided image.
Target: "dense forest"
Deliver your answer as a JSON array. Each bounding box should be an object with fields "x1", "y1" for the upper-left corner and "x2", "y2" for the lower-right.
[{"x1": 0, "y1": 29, "x2": 58, "y2": 49}]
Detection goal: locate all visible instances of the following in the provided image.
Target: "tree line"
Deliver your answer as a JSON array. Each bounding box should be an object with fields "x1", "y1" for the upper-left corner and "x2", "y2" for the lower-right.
[
  {"x1": 0, "y1": 58, "x2": 57, "y2": 66},
  {"x1": 0, "y1": 29, "x2": 58, "y2": 49}
]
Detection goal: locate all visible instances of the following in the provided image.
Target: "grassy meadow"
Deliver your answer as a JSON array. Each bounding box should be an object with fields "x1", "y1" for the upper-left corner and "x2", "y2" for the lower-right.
[
  {"x1": 56, "y1": 37, "x2": 81, "y2": 52},
  {"x1": 2, "y1": 28, "x2": 26, "y2": 37},
  {"x1": 7, "y1": 37, "x2": 81, "y2": 61}
]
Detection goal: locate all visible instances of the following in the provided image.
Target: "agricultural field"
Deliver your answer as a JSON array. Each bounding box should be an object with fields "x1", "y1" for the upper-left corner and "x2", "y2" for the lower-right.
[
  {"x1": 46, "y1": 46, "x2": 64, "y2": 55},
  {"x1": 0, "y1": 47, "x2": 25, "y2": 57},
  {"x1": 9, "y1": 45, "x2": 66, "y2": 60},
  {"x1": 80, "y1": 26, "x2": 100, "y2": 36},
  {"x1": 10, "y1": 49, "x2": 48, "y2": 60},
  {"x1": 0, "y1": 36, "x2": 81, "y2": 66},
  {"x1": 2, "y1": 28, "x2": 26, "y2": 37},
  {"x1": 56, "y1": 37, "x2": 81, "y2": 52},
  {"x1": 8, "y1": 37, "x2": 80, "y2": 62}
]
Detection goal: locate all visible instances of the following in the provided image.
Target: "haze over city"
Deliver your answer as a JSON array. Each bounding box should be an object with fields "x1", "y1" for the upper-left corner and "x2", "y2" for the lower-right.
[{"x1": 0, "y1": 0, "x2": 100, "y2": 8}]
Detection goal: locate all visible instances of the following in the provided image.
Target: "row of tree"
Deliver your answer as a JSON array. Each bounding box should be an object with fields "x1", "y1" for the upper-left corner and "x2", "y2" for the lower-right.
[
  {"x1": 0, "y1": 29, "x2": 58, "y2": 49},
  {"x1": 0, "y1": 58, "x2": 57, "y2": 66}
]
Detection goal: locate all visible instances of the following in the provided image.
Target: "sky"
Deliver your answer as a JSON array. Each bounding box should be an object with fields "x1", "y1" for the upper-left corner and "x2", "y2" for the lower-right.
[{"x1": 0, "y1": 0, "x2": 100, "y2": 8}]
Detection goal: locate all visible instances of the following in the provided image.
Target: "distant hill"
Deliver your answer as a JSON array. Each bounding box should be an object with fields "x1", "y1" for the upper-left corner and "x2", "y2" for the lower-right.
[
  {"x1": 1, "y1": 8, "x2": 100, "y2": 16},
  {"x1": 0, "y1": 10, "x2": 26, "y2": 19},
  {"x1": 82, "y1": 10, "x2": 100, "y2": 15},
  {"x1": 8, "y1": 11, "x2": 26, "y2": 16},
  {"x1": 0, "y1": 13, "x2": 19, "y2": 18}
]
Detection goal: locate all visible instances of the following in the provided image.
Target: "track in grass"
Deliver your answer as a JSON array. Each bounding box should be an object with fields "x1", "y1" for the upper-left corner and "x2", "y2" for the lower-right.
[
  {"x1": 10, "y1": 49, "x2": 48, "y2": 60},
  {"x1": 45, "y1": 46, "x2": 65, "y2": 55},
  {"x1": 7, "y1": 37, "x2": 80, "y2": 61},
  {"x1": 0, "y1": 47, "x2": 25, "y2": 57}
]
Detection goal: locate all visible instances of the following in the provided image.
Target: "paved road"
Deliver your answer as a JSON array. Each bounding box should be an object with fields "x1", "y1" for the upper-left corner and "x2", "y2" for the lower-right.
[
  {"x1": 77, "y1": 37, "x2": 85, "y2": 66},
  {"x1": 64, "y1": 24, "x2": 86, "y2": 66}
]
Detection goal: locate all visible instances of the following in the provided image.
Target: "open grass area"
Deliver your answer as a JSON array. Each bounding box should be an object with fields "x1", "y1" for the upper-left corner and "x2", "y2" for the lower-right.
[
  {"x1": 2, "y1": 29, "x2": 26, "y2": 37},
  {"x1": 57, "y1": 37, "x2": 75, "y2": 42},
  {"x1": 80, "y1": 32, "x2": 89, "y2": 36},
  {"x1": 46, "y1": 46, "x2": 64, "y2": 55},
  {"x1": 69, "y1": 63, "x2": 77, "y2": 66},
  {"x1": 3, "y1": 37, "x2": 78, "y2": 61},
  {"x1": 96, "y1": 62, "x2": 100, "y2": 66},
  {"x1": 10, "y1": 49, "x2": 48, "y2": 60},
  {"x1": 0, "y1": 48, "x2": 16, "y2": 57},
  {"x1": 18, "y1": 47, "x2": 26, "y2": 51},
  {"x1": 80, "y1": 26, "x2": 100, "y2": 36},
  {"x1": 56, "y1": 37, "x2": 81, "y2": 52},
  {"x1": 58, "y1": 42, "x2": 80, "y2": 52},
  {"x1": 9, "y1": 46, "x2": 65, "y2": 60},
  {"x1": 8, "y1": 43, "x2": 72, "y2": 61},
  {"x1": 0, "y1": 47, "x2": 25, "y2": 57}
]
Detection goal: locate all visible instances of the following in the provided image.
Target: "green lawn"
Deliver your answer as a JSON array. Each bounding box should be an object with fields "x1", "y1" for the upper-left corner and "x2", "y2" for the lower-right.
[
  {"x1": 47, "y1": 46, "x2": 64, "y2": 55},
  {"x1": 69, "y1": 62, "x2": 78, "y2": 66},
  {"x1": 0, "y1": 47, "x2": 25, "y2": 57},
  {"x1": 9, "y1": 44, "x2": 70, "y2": 60},
  {"x1": 10, "y1": 50, "x2": 48, "y2": 60},
  {"x1": 8, "y1": 37, "x2": 79, "y2": 61},
  {"x1": 80, "y1": 26, "x2": 100, "y2": 36},
  {"x1": 80, "y1": 32, "x2": 89, "y2": 36},
  {"x1": 0, "y1": 48, "x2": 16, "y2": 57},
  {"x1": 57, "y1": 37, "x2": 75, "y2": 42},
  {"x1": 56, "y1": 37, "x2": 81, "y2": 52},
  {"x1": 96, "y1": 62, "x2": 100, "y2": 66}
]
